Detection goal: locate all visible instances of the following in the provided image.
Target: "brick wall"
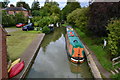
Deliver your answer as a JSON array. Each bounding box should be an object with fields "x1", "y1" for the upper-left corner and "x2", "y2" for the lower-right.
[
  {"x1": 8, "y1": 11, "x2": 14, "y2": 15},
  {"x1": 11, "y1": 11, "x2": 29, "y2": 17},
  {"x1": 0, "y1": 27, "x2": 8, "y2": 80}
]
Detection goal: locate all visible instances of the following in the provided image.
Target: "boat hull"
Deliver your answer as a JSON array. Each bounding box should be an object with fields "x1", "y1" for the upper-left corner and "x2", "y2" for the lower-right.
[
  {"x1": 9, "y1": 61, "x2": 24, "y2": 78},
  {"x1": 8, "y1": 58, "x2": 21, "y2": 72},
  {"x1": 65, "y1": 27, "x2": 85, "y2": 64}
]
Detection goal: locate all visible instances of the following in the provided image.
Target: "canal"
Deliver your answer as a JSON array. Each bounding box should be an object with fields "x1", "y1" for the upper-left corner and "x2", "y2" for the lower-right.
[{"x1": 26, "y1": 27, "x2": 93, "y2": 78}]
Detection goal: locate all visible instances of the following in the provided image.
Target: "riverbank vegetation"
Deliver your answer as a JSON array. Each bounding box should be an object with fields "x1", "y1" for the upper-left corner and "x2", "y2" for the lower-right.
[
  {"x1": 31, "y1": 2, "x2": 60, "y2": 33},
  {"x1": 62, "y1": 2, "x2": 120, "y2": 79},
  {"x1": 2, "y1": 0, "x2": 120, "y2": 79},
  {"x1": 2, "y1": 11, "x2": 28, "y2": 27}
]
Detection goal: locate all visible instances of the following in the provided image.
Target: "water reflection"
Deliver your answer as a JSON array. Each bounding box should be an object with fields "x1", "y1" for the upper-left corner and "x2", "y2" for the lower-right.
[
  {"x1": 26, "y1": 27, "x2": 93, "y2": 78},
  {"x1": 41, "y1": 27, "x2": 65, "y2": 52}
]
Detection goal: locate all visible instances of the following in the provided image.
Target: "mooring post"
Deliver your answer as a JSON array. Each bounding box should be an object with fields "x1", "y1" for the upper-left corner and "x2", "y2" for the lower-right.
[{"x1": 0, "y1": 26, "x2": 8, "y2": 80}]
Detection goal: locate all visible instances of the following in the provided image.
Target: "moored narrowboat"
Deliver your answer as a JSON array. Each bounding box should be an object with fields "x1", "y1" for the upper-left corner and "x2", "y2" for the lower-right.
[{"x1": 66, "y1": 26, "x2": 85, "y2": 63}]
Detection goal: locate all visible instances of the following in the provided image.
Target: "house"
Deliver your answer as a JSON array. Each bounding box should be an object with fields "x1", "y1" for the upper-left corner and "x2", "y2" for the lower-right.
[
  {"x1": 4, "y1": 5, "x2": 29, "y2": 17},
  {"x1": 0, "y1": 25, "x2": 8, "y2": 80}
]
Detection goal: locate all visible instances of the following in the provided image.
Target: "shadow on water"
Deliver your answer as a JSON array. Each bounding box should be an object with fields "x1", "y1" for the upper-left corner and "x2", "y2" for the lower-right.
[{"x1": 26, "y1": 27, "x2": 93, "y2": 78}]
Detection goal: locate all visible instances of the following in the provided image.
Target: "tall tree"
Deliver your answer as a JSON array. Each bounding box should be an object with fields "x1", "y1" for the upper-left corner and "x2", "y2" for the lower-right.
[
  {"x1": 31, "y1": 1, "x2": 40, "y2": 10},
  {"x1": 67, "y1": 0, "x2": 76, "y2": 4},
  {"x1": 88, "y1": 2, "x2": 120, "y2": 37},
  {"x1": 16, "y1": 2, "x2": 30, "y2": 10},
  {"x1": 67, "y1": 8, "x2": 89, "y2": 30},
  {"x1": 45, "y1": 0, "x2": 49, "y2": 4},
  {"x1": 62, "y1": 1, "x2": 81, "y2": 20},
  {"x1": 0, "y1": 0, "x2": 10, "y2": 8}
]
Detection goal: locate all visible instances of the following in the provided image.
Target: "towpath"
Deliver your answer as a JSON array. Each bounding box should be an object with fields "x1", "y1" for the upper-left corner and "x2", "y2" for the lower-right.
[{"x1": 74, "y1": 30, "x2": 111, "y2": 78}]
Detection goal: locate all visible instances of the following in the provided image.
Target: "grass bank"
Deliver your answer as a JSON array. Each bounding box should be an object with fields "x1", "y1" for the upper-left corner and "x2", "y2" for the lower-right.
[
  {"x1": 74, "y1": 27, "x2": 120, "y2": 78},
  {"x1": 7, "y1": 30, "x2": 42, "y2": 61}
]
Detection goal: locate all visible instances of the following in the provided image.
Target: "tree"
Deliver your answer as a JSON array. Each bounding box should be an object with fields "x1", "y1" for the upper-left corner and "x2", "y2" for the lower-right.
[
  {"x1": 42, "y1": 26, "x2": 50, "y2": 34},
  {"x1": 31, "y1": 10, "x2": 40, "y2": 16},
  {"x1": 45, "y1": 0, "x2": 49, "y2": 4},
  {"x1": 2, "y1": 10, "x2": 16, "y2": 26},
  {"x1": 31, "y1": 1, "x2": 40, "y2": 10},
  {"x1": 0, "y1": 1, "x2": 10, "y2": 8},
  {"x1": 15, "y1": 12, "x2": 28, "y2": 24},
  {"x1": 67, "y1": 8, "x2": 89, "y2": 31},
  {"x1": 67, "y1": 0, "x2": 76, "y2": 4},
  {"x1": 16, "y1": 2, "x2": 30, "y2": 10},
  {"x1": 10, "y1": 4, "x2": 15, "y2": 7},
  {"x1": 31, "y1": 1, "x2": 60, "y2": 33},
  {"x1": 40, "y1": 1, "x2": 60, "y2": 17},
  {"x1": 106, "y1": 19, "x2": 120, "y2": 56},
  {"x1": 88, "y1": 2, "x2": 120, "y2": 37},
  {"x1": 62, "y1": 1, "x2": 81, "y2": 20}
]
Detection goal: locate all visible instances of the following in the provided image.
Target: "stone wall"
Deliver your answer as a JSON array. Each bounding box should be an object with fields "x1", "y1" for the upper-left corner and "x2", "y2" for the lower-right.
[{"x1": 0, "y1": 27, "x2": 8, "y2": 80}]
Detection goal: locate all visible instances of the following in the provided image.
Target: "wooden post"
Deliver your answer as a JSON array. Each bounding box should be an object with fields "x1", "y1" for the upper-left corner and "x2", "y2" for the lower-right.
[{"x1": 0, "y1": 26, "x2": 8, "y2": 80}]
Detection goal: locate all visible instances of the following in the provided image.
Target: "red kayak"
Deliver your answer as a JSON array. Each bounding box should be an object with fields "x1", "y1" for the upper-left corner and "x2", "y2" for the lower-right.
[{"x1": 9, "y1": 61, "x2": 24, "y2": 78}]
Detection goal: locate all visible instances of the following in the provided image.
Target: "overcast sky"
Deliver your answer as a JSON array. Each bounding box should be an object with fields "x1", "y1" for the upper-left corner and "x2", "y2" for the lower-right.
[{"x1": 0, "y1": 0, "x2": 89, "y2": 9}]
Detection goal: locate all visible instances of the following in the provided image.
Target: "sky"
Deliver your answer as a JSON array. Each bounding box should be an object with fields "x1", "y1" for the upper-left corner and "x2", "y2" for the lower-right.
[{"x1": 0, "y1": 0, "x2": 89, "y2": 9}]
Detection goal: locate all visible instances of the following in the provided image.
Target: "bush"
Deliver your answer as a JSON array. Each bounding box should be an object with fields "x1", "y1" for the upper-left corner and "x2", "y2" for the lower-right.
[
  {"x1": 42, "y1": 26, "x2": 50, "y2": 34},
  {"x1": 106, "y1": 19, "x2": 120, "y2": 56},
  {"x1": 2, "y1": 11, "x2": 28, "y2": 26},
  {"x1": 67, "y1": 8, "x2": 89, "y2": 32}
]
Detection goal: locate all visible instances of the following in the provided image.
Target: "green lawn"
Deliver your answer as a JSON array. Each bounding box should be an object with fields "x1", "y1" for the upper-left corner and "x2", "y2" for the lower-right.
[
  {"x1": 74, "y1": 27, "x2": 120, "y2": 78},
  {"x1": 7, "y1": 30, "x2": 42, "y2": 61}
]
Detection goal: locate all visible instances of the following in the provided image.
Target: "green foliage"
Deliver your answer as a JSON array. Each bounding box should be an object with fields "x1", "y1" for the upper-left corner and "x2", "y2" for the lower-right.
[
  {"x1": 16, "y1": 2, "x2": 30, "y2": 10},
  {"x1": 40, "y1": 2, "x2": 60, "y2": 17},
  {"x1": 75, "y1": 27, "x2": 113, "y2": 71},
  {"x1": 32, "y1": 10, "x2": 40, "y2": 16},
  {"x1": 42, "y1": 26, "x2": 50, "y2": 34},
  {"x1": 34, "y1": 22, "x2": 38, "y2": 27},
  {"x1": 88, "y1": 2, "x2": 120, "y2": 37},
  {"x1": 1, "y1": 2, "x2": 10, "y2": 8},
  {"x1": 2, "y1": 11, "x2": 28, "y2": 27},
  {"x1": 111, "y1": 73, "x2": 120, "y2": 80},
  {"x1": 2, "y1": 11, "x2": 16, "y2": 26},
  {"x1": 38, "y1": 17, "x2": 51, "y2": 27},
  {"x1": 15, "y1": 12, "x2": 28, "y2": 23},
  {"x1": 31, "y1": 1, "x2": 40, "y2": 10},
  {"x1": 67, "y1": 8, "x2": 89, "y2": 31},
  {"x1": 31, "y1": 1, "x2": 60, "y2": 30},
  {"x1": 62, "y1": 2, "x2": 81, "y2": 20},
  {"x1": 106, "y1": 19, "x2": 120, "y2": 56}
]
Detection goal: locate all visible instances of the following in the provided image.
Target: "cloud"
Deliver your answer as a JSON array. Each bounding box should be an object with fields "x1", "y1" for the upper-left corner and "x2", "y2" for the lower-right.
[{"x1": 8, "y1": 0, "x2": 88, "y2": 9}]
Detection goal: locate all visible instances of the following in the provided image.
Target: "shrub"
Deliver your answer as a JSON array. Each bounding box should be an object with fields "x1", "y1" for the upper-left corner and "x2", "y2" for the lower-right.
[
  {"x1": 106, "y1": 19, "x2": 120, "y2": 56},
  {"x1": 42, "y1": 26, "x2": 50, "y2": 34},
  {"x1": 67, "y1": 8, "x2": 89, "y2": 32}
]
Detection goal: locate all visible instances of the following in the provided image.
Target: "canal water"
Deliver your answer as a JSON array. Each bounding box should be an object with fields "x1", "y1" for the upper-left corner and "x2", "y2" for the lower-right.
[{"x1": 26, "y1": 27, "x2": 93, "y2": 78}]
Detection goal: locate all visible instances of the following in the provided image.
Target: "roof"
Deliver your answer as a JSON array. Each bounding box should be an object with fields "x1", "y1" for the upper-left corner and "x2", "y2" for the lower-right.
[
  {"x1": 68, "y1": 37, "x2": 84, "y2": 48},
  {"x1": 5, "y1": 7, "x2": 27, "y2": 11}
]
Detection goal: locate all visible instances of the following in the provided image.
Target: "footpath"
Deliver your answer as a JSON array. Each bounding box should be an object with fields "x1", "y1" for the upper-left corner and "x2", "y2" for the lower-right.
[{"x1": 74, "y1": 30, "x2": 111, "y2": 79}]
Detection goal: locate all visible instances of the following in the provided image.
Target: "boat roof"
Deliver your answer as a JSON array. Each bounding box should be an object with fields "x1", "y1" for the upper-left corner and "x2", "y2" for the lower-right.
[
  {"x1": 67, "y1": 31, "x2": 77, "y2": 37},
  {"x1": 66, "y1": 26, "x2": 72, "y2": 28},
  {"x1": 68, "y1": 37, "x2": 84, "y2": 48}
]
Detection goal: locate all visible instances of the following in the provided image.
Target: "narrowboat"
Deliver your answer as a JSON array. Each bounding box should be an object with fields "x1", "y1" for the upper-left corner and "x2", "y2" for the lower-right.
[{"x1": 66, "y1": 26, "x2": 85, "y2": 63}]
